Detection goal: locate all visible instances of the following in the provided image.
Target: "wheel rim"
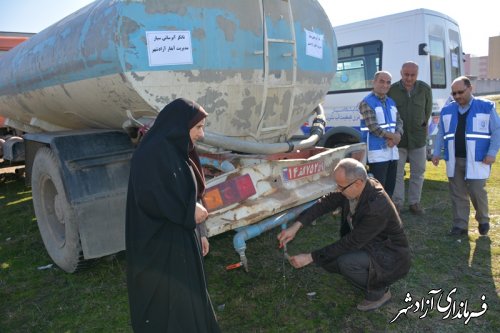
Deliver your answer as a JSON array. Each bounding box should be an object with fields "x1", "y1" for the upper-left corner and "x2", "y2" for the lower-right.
[{"x1": 39, "y1": 174, "x2": 66, "y2": 249}]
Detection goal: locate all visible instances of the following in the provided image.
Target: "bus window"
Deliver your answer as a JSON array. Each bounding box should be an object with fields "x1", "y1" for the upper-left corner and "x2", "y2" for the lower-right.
[
  {"x1": 449, "y1": 29, "x2": 462, "y2": 80},
  {"x1": 429, "y1": 36, "x2": 446, "y2": 88},
  {"x1": 330, "y1": 40, "x2": 382, "y2": 93}
]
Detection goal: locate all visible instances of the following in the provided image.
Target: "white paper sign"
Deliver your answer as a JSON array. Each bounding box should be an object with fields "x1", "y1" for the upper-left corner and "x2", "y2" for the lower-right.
[
  {"x1": 305, "y1": 29, "x2": 323, "y2": 59},
  {"x1": 473, "y1": 114, "x2": 490, "y2": 133},
  {"x1": 451, "y1": 53, "x2": 458, "y2": 68},
  {"x1": 146, "y1": 31, "x2": 193, "y2": 66}
]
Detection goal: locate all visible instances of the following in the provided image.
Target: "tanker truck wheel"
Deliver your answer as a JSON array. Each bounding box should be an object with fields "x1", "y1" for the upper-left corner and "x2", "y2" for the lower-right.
[
  {"x1": 31, "y1": 147, "x2": 83, "y2": 273},
  {"x1": 324, "y1": 133, "x2": 360, "y2": 148},
  {"x1": 0, "y1": 138, "x2": 5, "y2": 158}
]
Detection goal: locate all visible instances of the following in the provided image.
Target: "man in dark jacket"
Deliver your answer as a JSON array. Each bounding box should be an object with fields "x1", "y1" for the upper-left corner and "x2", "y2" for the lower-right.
[
  {"x1": 388, "y1": 61, "x2": 432, "y2": 215},
  {"x1": 277, "y1": 158, "x2": 411, "y2": 311}
]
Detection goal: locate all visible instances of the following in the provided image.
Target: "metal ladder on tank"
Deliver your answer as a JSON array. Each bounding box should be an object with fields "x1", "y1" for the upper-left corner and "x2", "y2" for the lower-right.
[{"x1": 257, "y1": 0, "x2": 297, "y2": 140}]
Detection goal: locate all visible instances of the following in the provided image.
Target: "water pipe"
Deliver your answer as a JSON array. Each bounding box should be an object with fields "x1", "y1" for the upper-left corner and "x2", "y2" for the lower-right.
[
  {"x1": 199, "y1": 156, "x2": 235, "y2": 173},
  {"x1": 202, "y1": 105, "x2": 326, "y2": 154},
  {"x1": 232, "y1": 200, "x2": 316, "y2": 271}
]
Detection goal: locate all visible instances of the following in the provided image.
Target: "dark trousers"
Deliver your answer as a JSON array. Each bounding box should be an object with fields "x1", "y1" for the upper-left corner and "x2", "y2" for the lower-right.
[
  {"x1": 368, "y1": 160, "x2": 398, "y2": 197},
  {"x1": 324, "y1": 250, "x2": 386, "y2": 301}
]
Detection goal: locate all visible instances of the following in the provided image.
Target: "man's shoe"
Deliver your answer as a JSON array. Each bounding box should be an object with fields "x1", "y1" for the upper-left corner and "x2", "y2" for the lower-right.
[
  {"x1": 357, "y1": 290, "x2": 392, "y2": 311},
  {"x1": 478, "y1": 223, "x2": 490, "y2": 236},
  {"x1": 448, "y1": 227, "x2": 468, "y2": 236},
  {"x1": 409, "y1": 203, "x2": 424, "y2": 216}
]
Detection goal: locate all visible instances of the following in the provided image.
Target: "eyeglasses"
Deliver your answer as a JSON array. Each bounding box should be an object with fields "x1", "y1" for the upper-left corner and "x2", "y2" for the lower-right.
[
  {"x1": 336, "y1": 179, "x2": 358, "y2": 193},
  {"x1": 451, "y1": 89, "x2": 467, "y2": 96}
]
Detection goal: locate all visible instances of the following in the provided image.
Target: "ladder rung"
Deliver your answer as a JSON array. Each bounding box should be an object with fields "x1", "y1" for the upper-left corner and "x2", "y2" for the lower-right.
[{"x1": 267, "y1": 38, "x2": 295, "y2": 44}]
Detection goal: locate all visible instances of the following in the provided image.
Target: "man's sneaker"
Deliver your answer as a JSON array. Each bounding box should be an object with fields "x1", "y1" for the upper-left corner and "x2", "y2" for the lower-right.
[
  {"x1": 357, "y1": 290, "x2": 392, "y2": 311},
  {"x1": 478, "y1": 223, "x2": 490, "y2": 236},
  {"x1": 448, "y1": 227, "x2": 468, "y2": 236},
  {"x1": 409, "y1": 203, "x2": 424, "y2": 216}
]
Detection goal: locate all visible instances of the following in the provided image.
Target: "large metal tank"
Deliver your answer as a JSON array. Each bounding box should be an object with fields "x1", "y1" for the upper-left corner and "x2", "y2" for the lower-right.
[{"x1": 0, "y1": 0, "x2": 336, "y2": 143}]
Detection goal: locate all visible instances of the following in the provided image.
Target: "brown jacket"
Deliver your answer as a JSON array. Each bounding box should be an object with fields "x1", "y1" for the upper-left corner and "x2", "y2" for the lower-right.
[{"x1": 298, "y1": 178, "x2": 411, "y2": 290}]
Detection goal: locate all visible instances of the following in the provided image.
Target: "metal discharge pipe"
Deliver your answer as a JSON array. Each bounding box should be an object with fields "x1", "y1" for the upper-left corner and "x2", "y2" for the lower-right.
[
  {"x1": 202, "y1": 105, "x2": 326, "y2": 154},
  {"x1": 232, "y1": 200, "x2": 316, "y2": 271}
]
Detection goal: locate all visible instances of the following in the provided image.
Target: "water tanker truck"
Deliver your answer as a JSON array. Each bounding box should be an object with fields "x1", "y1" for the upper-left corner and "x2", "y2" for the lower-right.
[{"x1": 0, "y1": 0, "x2": 365, "y2": 273}]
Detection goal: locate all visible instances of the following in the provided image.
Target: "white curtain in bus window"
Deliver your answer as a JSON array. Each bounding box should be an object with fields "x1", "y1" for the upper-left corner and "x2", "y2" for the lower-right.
[{"x1": 429, "y1": 35, "x2": 446, "y2": 88}]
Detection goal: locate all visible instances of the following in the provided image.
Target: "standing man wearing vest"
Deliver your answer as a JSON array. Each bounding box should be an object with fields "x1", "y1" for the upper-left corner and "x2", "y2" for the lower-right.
[
  {"x1": 359, "y1": 71, "x2": 403, "y2": 197},
  {"x1": 432, "y1": 76, "x2": 500, "y2": 236},
  {"x1": 388, "y1": 61, "x2": 433, "y2": 215}
]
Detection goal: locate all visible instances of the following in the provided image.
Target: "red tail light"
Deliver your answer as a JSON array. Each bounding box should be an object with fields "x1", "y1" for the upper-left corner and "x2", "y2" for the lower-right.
[{"x1": 203, "y1": 174, "x2": 256, "y2": 212}]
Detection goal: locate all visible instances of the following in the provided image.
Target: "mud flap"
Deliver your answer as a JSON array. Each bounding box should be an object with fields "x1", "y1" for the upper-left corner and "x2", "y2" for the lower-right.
[{"x1": 25, "y1": 129, "x2": 134, "y2": 259}]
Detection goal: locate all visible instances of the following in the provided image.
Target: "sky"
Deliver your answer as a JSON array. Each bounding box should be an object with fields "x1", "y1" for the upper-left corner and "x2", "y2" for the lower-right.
[{"x1": 0, "y1": 0, "x2": 497, "y2": 57}]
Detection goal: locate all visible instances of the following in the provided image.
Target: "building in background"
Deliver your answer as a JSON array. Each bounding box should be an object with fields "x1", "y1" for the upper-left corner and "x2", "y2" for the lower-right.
[
  {"x1": 0, "y1": 32, "x2": 34, "y2": 133},
  {"x1": 487, "y1": 35, "x2": 500, "y2": 79},
  {"x1": 464, "y1": 54, "x2": 488, "y2": 79},
  {"x1": 0, "y1": 32, "x2": 34, "y2": 56},
  {"x1": 466, "y1": 35, "x2": 500, "y2": 95}
]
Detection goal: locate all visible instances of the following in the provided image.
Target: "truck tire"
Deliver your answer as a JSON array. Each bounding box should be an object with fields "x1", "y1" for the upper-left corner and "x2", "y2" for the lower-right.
[
  {"x1": 0, "y1": 138, "x2": 4, "y2": 157},
  {"x1": 31, "y1": 147, "x2": 83, "y2": 273}
]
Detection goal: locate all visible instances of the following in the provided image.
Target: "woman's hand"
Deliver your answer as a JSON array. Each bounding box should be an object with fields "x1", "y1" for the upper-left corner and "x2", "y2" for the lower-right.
[
  {"x1": 201, "y1": 236, "x2": 210, "y2": 256},
  {"x1": 195, "y1": 202, "x2": 208, "y2": 224}
]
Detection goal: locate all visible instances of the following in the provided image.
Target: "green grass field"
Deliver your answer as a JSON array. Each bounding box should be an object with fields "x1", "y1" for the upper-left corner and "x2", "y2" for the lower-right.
[
  {"x1": 483, "y1": 94, "x2": 500, "y2": 110},
  {"x1": 1, "y1": 158, "x2": 499, "y2": 332}
]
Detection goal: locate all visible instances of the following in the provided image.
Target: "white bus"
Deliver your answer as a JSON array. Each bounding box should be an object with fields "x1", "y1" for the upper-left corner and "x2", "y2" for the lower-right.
[{"x1": 312, "y1": 8, "x2": 464, "y2": 157}]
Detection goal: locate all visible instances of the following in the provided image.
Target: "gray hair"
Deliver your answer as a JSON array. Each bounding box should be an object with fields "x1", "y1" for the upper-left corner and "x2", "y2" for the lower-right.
[
  {"x1": 402, "y1": 61, "x2": 419, "y2": 70},
  {"x1": 373, "y1": 70, "x2": 392, "y2": 80},
  {"x1": 334, "y1": 158, "x2": 367, "y2": 182}
]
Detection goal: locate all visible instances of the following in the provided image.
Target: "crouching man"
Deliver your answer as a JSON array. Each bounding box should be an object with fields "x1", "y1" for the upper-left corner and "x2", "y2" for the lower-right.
[{"x1": 278, "y1": 158, "x2": 411, "y2": 311}]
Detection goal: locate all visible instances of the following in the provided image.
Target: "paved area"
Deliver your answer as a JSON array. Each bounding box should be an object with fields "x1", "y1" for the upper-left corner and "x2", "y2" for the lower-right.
[{"x1": 0, "y1": 159, "x2": 25, "y2": 175}]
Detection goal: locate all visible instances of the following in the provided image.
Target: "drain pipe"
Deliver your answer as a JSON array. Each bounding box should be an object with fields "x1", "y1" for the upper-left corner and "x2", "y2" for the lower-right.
[
  {"x1": 232, "y1": 200, "x2": 316, "y2": 272},
  {"x1": 201, "y1": 105, "x2": 326, "y2": 154}
]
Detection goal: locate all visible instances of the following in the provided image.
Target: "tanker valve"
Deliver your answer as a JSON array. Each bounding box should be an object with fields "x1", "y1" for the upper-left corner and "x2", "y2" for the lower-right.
[{"x1": 225, "y1": 253, "x2": 248, "y2": 271}]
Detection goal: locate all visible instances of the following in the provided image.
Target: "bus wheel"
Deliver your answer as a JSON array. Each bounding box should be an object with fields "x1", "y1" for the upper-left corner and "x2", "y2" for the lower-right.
[{"x1": 31, "y1": 147, "x2": 84, "y2": 273}]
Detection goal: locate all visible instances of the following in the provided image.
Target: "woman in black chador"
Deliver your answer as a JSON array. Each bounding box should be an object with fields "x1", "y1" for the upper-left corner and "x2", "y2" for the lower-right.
[{"x1": 126, "y1": 98, "x2": 220, "y2": 332}]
